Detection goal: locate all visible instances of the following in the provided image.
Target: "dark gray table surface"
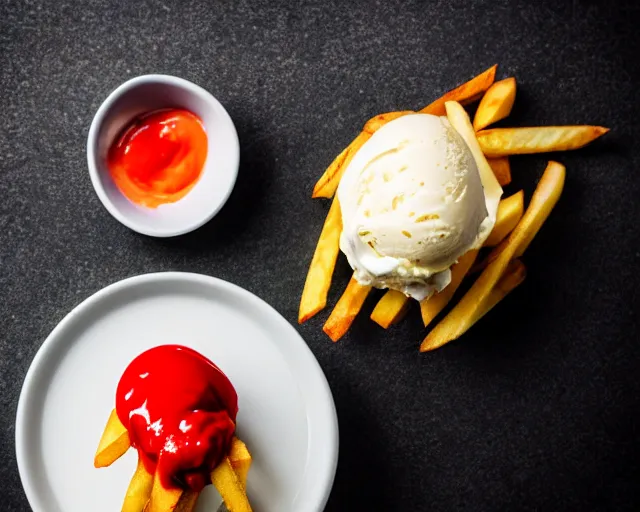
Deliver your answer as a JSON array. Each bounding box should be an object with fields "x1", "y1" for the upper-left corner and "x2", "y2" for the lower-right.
[{"x1": 2, "y1": 0, "x2": 639, "y2": 510}]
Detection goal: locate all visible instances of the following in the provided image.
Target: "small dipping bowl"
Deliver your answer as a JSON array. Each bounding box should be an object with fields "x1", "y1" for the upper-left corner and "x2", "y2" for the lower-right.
[{"x1": 87, "y1": 75, "x2": 239, "y2": 237}]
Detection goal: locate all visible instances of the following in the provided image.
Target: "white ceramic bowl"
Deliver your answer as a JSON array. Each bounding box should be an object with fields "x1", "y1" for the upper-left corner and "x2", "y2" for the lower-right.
[{"x1": 87, "y1": 75, "x2": 239, "y2": 237}]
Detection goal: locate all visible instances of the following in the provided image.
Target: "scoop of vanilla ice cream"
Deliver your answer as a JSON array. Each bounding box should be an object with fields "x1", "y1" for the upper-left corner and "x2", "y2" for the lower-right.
[{"x1": 337, "y1": 113, "x2": 493, "y2": 300}]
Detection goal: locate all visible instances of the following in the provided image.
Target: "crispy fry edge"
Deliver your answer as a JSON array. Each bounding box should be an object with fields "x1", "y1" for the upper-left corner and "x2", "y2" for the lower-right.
[
  {"x1": 94, "y1": 408, "x2": 130, "y2": 468},
  {"x1": 312, "y1": 131, "x2": 371, "y2": 198},
  {"x1": 419, "y1": 249, "x2": 479, "y2": 327},
  {"x1": 420, "y1": 65, "x2": 497, "y2": 116},
  {"x1": 472, "y1": 76, "x2": 517, "y2": 131},
  {"x1": 370, "y1": 290, "x2": 410, "y2": 329},
  {"x1": 487, "y1": 156, "x2": 512, "y2": 186},
  {"x1": 298, "y1": 198, "x2": 343, "y2": 323},
  {"x1": 122, "y1": 457, "x2": 154, "y2": 512},
  {"x1": 323, "y1": 276, "x2": 372, "y2": 341},
  {"x1": 477, "y1": 126, "x2": 609, "y2": 157}
]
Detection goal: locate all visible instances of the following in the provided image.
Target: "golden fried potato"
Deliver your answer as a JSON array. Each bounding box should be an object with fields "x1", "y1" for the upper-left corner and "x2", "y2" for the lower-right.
[
  {"x1": 311, "y1": 145, "x2": 348, "y2": 198},
  {"x1": 363, "y1": 110, "x2": 414, "y2": 134},
  {"x1": 370, "y1": 290, "x2": 410, "y2": 329},
  {"x1": 299, "y1": 198, "x2": 343, "y2": 323},
  {"x1": 211, "y1": 458, "x2": 252, "y2": 512},
  {"x1": 487, "y1": 156, "x2": 512, "y2": 186},
  {"x1": 312, "y1": 131, "x2": 370, "y2": 198},
  {"x1": 473, "y1": 77, "x2": 516, "y2": 131},
  {"x1": 323, "y1": 276, "x2": 372, "y2": 341},
  {"x1": 420, "y1": 65, "x2": 497, "y2": 116},
  {"x1": 484, "y1": 191, "x2": 524, "y2": 247},
  {"x1": 420, "y1": 250, "x2": 479, "y2": 327},
  {"x1": 420, "y1": 161, "x2": 565, "y2": 351},
  {"x1": 477, "y1": 126, "x2": 609, "y2": 157},
  {"x1": 94, "y1": 408, "x2": 130, "y2": 468},
  {"x1": 122, "y1": 457, "x2": 154, "y2": 512},
  {"x1": 144, "y1": 472, "x2": 183, "y2": 512},
  {"x1": 174, "y1": 492, "x2": 200, "y2": 512},
  {"x1": 229, "y1": 437, "x2": 252, "y2": 487}
]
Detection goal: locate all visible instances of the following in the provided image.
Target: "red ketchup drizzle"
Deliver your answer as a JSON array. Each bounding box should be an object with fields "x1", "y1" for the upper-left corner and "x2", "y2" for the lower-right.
[{"x1": 115, "y1": 345, "x2": 238, "y2": 491}]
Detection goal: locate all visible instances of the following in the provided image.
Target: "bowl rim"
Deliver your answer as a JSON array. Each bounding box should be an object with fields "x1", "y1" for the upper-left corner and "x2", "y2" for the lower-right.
[{"x1": 87, "y1": 74, "x2": 239, "y2": 237}]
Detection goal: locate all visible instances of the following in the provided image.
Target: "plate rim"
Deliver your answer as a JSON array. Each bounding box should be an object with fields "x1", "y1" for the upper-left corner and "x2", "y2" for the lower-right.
[{"x1": 15, "y1": 271, "x2": 339, "y2": 512}]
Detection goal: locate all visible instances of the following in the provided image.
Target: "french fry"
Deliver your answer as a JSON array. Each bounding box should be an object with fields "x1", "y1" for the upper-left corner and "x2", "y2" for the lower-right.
[
  {"x1": 147, "y1": 438, "x2": 252, "y2": 512},
  {"x1": 229, "y1": 437, "x2": 252, "y2": 487},
  {"x1": 323, "y1": 276, "x2": 372, "y2": 341},
  {"x1": 312, "y1": 131, "x2": 370, "y2": 199},
  {"x1": 467, "y1": 259, "x2": 526, "y2": 330},
  {"x1": 477, "y1": 126, "x2": 609, "y2": 157},
  {"x1": 122, "y1": 457, "x2": 154, "y2": 512},
  {"x1": 473, "y1": 77, "x2": 517, "y2": 131},
  {"x1": 211, "y1": 458, "x2": 253, "y2": 512},
  {"x1": 487, "y1": 156, "x2": 512, "y2": 186},
  {"x1": 363, "y1": 110, "x2": 414, "y2": 134},
  {"x1": 420, "y1": 250, "x2": 479, "y2": 327},
  {"x1": 420, "y1": 160, "x2": 565, "y2": 351},
  {"x1": 420, "y1": 65, "x2": 497, "y2": 116},
  {"x1": 144, "y1": 472, "x2": 183, "y2": 512},
  {"x1": 94, "y1": 408, "x2": 130, "y2": 468},
  {"x1": 484, "y1": 191, "x2": 524, "y2": 247},
  {"x1": 298, "y1": 198, "x2": 343, "y2": 323},
  {"x1": 474, "y1": 234, "x2": 515, "y2": 274},
  {"x1": 311, "y1": 145, "x2": 348, "y2": 198},
  {"x1": 174, "y1": 492, "x2": 199, "y2": 512},
  {"x1": 370, "y1": 290, "x2": 410, "y2": 329}
]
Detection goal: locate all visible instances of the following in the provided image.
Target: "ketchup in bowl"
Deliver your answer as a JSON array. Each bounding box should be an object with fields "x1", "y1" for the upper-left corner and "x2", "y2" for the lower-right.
[
  {"x1": 108, "y1": 109, "x2": 208, "y2": 208},
  {"x1": 115, "y1": 345, "x2": 237, "y2": 491}
]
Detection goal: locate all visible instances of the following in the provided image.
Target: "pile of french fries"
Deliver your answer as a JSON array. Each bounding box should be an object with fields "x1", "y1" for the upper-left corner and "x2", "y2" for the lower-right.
[
  {"x1": 299, "y1": 65, "x2": 608, "y2": 351},
  {"x1": 94, "y1": 409, "x2": 253, "y2": 512}
]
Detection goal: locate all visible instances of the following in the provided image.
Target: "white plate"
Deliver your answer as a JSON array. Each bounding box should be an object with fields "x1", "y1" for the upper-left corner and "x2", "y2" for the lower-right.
[{"x1": 16, "y1": 273, "x2": 338, "y2": 512}]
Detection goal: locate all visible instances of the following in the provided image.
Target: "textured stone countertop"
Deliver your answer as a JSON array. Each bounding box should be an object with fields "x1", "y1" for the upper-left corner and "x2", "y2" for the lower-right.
[{"x1": 1, "y1": 0, "x2": 639, "y2": 510}]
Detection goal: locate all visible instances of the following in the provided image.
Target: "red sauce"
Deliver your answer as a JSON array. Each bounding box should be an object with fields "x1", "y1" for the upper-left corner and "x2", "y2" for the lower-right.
[
  {"x1": 115, "y1": 345, "x2": 237, "y2": 491},
  {"x1": 108, "y1": 109, "x2": 208, "y2": 208}
]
